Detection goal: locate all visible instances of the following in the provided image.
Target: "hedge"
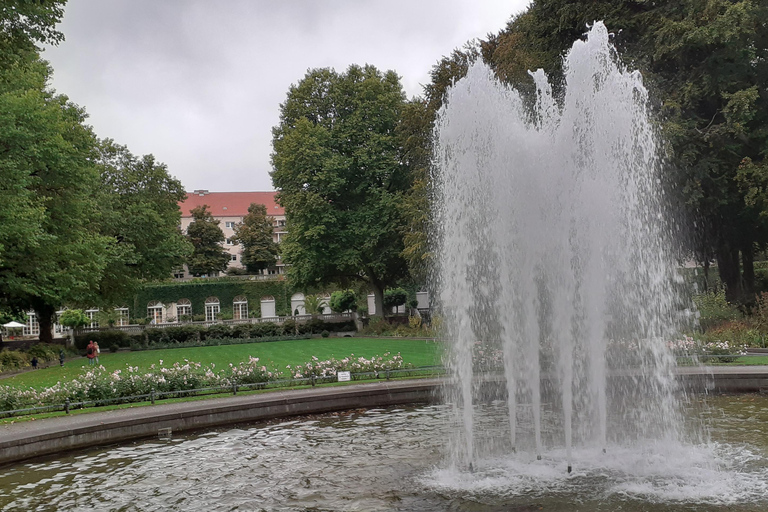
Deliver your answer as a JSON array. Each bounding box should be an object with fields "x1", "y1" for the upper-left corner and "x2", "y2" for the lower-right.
[{"x1": 74, "y1": 319, "x2": 357, "y2": 351}]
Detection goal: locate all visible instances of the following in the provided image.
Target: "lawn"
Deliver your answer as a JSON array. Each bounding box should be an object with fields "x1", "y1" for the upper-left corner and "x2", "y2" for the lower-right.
[{"x1": 2, "y1": 337, "x2": 443, "y2": 390}]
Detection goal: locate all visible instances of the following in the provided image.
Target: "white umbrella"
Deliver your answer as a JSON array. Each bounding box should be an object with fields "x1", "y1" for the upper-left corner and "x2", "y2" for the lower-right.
[{"x1": 2, "y1": 321, "x2": 25, "y2": 328}]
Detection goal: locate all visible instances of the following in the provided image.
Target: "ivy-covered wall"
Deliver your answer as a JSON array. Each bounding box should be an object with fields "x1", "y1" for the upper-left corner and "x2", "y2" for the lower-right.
[{"x1": 134, "y1": 279, "x2": 300, "y2": 319}]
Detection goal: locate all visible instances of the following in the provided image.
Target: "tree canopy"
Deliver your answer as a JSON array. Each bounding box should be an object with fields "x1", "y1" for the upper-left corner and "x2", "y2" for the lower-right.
[
  {"x1": 402, "y1": 0, "x2": 768, "y2": 302},
  {"x1": 0, "y1": 0, "x2": 193, "y2": 340},
  {"x1": 95, "y1": 139, "x2": 192, "y2": 303},
  {"x1": 186, "y1": 205, "x2": 230, "y2": 277},
  {"x1": 271, "y1": 64, "x2": 410, "y2": 314},
  {"x1": 234, "y1": 203, "x2": 279, "y2": 273}
]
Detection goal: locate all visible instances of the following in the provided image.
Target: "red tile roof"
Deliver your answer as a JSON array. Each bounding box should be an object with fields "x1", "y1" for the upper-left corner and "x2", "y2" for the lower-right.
[{"x1": 179, "y1": 191, "x2": 284, "y2": 218}]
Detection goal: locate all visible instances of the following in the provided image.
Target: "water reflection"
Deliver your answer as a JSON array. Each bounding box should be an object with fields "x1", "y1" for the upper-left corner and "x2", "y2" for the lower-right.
[{"x1": 1, "y1": 395, "x2": 768, "y2": 511}]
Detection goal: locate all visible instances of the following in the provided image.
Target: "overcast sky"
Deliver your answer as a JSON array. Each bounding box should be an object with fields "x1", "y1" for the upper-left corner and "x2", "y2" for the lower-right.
[{"x1": 43, "y1": 0, "x2": 530, "y2": 192}]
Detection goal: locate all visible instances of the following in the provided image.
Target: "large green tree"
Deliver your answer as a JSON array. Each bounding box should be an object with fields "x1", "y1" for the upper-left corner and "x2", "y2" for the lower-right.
[
  {"x1": 95, "y1": 139, "x2": 193, "y2": 303},
  {"x1": 271, "y1": 64, "x2": 410, "y2": 314},
  {"x1": 0, "y1": 57, "x2": 112, "y2": 343},
  {"x1": 186, "y1": 205, "x2": 230, "y2": 277},
  {"x1": 233, "y1": 203, "x2": 280, "y2": 274},
  {"x1": 404, "y1": 0, "x2": 768, "y2": 302},
  {"x1": 1, "y1": 0, "x2": 199, "y2": 341}
]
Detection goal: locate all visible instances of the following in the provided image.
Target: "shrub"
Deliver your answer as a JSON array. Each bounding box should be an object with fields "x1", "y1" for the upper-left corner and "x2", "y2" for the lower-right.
[
  {"x1": 59, "y1": 309, "x2": 89, "y2": 329},
  {"x1": 694, "y1": 290, "x2": 740, "y2": 331},
  {"x1": 383, "y1": 288, "x2": 408, "y2": 311},
  {"x1": 282, "y1": 319, "x2": 297, "y2": 335},
  {"x1": 0, "y1": 350, "x2": 29, "y2": 370},
  {"x1": 74, "y1": 330, "x2": 133, "y2": 350},
  {"x1": 205, "y1": 323, "x2": 233, "y2": 339},
  {"x1": 321, "y1": 330, "x2": 330, "y2": 338},
  {"x1": 109, "y1": 344, "x2": 120, "y2": 353},
  {"x1": 330, "y1": 290, "x2": 357, "y2": 313},
  {"x1": 27, "y1": 344, "x2": 60, "y2": 363},
  {"x1": 146, "y1": 325, "x2": 202, "y2": 344}
]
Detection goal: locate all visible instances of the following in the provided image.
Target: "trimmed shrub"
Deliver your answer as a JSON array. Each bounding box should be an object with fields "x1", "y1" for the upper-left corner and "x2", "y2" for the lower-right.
[
  {"x1": 329, "y1": 290, "x2": 357, "y2": 313},
  {"x1": 146, "y1": 325, "x2": 202, "y2": 345},
  {"x1": 74, "y1": 330, "x2": 134, "y2": 350},
  {"x1": 205, "y1": 323, "x2": 233, "y2": 340}
]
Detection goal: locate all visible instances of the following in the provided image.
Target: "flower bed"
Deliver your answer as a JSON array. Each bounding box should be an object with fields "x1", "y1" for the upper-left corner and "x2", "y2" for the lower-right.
[
  {"x1": 668, "y1": 335, "x2": 747, "y2": 363},
  {"x1": 0, "y1": 352, "x2": 411, "y2": 413}
]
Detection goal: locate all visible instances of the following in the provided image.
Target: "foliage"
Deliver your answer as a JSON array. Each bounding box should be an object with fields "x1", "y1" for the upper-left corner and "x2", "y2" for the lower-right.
[
  {"x1": 693, "y1": 290, "x2": 741, "y2": 331},
  {"x1": 234, "y1": 203, "x2": 280, "y2": 273},
  {"x1": 383, "y1": 288, "x2": 408, "y2": 310},
  {"x1": 286, "y1": 352, "x2": 412, "y2": 379},
  {"x1": 0, "y1": 350, "x2": 29, "y2": 371},
  {"x1": 94, "y1": 139, "x2": 192, "y2": 304},
  {"x1": 58, "y1": 309, "x2": 89, "y2": 329},
  {"x1": 74, "y1": 330, "x2": 138, "y2": 350},
  {"x1": 0, "y1": 0, "x2": 66, "y2": 65},
  {"x1": 302, "y1": 294, "x2": 327, "y2": 315},
  {"x1": 0, "y1": 352, "x2": 413, "y2": 411},
  {"x1": 0, "y1": 52, "x2": 112, "y2": 343},
  {"x1": 185, "y1": 205, "x2": 230, "y2": 277},
  {"x1": 26, "y1": 343, "x2": 66, "y2": 364},
  {"x1": 329, "y1": 290, "x2": 357, "y2": 313},
  {"x1": 271, "y1": 64, "x2": 410, "y2": 314}
]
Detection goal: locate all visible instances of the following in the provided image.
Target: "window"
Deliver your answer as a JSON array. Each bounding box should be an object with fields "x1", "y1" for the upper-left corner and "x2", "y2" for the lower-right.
[
  {"x1": 226, "y1": 238, "x2": 234, "y2": 245},
  {"x1": 231, "y1": 254, "x2": 237, "y2": 261},
  {"x1": 225, "y1": 221, "x2": 235, "y2": 229},
  {"x1": 205, "y1": 297, "x2": 220, "y2": 322},
  {"x1": 176, "y1": 298, "x2": 191, "y2": 319},
  {"x1": 147, "y1": 301, "x2": 164, "y2": 324},
  {"x1": 23, "y1": 311, "x2": 40, "y2": 336},
  {"x1": 173, "y1": 268, "x2": 185, "y2": 279},
  {"x1": 85, "y1": 308, "x2": 99, "y2": 328},
  {"x1": 233, "y1": 296, "x2": 248, "y2": 320},
  {"x1": 116, "y1": 307, "x2": 129, "y2": 326}
]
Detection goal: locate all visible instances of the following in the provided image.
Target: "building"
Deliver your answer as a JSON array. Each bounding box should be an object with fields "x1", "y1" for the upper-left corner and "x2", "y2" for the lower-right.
[{"x1": 177, "y1": 190, "x2": 286, "y2": 278}]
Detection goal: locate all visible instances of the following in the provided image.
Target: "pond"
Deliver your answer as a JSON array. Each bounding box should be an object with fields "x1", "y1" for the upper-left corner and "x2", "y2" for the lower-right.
[{"x1": 1, "y1": 394, "x2": 767, "y2": 511}]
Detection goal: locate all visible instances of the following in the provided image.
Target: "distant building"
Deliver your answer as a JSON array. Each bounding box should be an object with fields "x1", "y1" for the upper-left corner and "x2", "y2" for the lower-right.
[{"x1": 177, "y1": 190, "x2": 286, "y2": 278}]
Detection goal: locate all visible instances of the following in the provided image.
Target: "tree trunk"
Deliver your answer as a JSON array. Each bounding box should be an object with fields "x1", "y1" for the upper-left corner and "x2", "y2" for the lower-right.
[
  {"x1": 34, "y1": 304, "x2": 55, "y2": 345},
  {"x1": 717, "y1": 245, "x2": 742, "y2": 302},
  {"x1": 742, "y1": 244, "x2": 755, "y2": 298},
  {"x1": 367, "y1": 269, "x2": 386, "y2": 317}
]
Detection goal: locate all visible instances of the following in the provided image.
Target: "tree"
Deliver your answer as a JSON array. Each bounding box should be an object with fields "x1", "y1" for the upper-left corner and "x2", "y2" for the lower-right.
[
  {"x1": 271, "y1": 65, "x2": 410, "y2": 315},
  {"x1": 0, "y1": 0, "x2": 67, "y2": 65},
  {"x1": 383, "y1": 287, "x2": 408, "y2": 315},
  {"x1": 233, "y1": 203, "x2": 279, "y2": 273},
  {"x1": 329, "y1": 290, "x2": 357, "y2": 313},
  {"x1": 185, "y1": 205, "x2": 230, "y2": 276},
  {"x1": 0, "y1": 53, "x2": 113, "y2": 344},
  {"x1": 94, "y1": 139, "x2": 192, "y2": 304}
]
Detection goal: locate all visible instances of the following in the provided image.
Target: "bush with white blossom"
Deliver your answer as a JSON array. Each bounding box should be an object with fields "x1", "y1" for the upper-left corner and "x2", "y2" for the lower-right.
[{"x1": 0, "y1": 352, "x2": 412, "y2": 412}]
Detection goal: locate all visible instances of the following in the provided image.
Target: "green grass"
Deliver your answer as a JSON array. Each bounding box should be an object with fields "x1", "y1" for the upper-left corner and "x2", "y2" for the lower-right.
[{"x1": 2, "y1": 337, "x2": 443, "y2": 390}]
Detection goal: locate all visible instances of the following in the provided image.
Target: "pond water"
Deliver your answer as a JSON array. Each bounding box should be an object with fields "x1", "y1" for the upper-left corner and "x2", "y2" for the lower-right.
[{"x1": 1, "y1": 394, "x2": 768, "y2": 511}]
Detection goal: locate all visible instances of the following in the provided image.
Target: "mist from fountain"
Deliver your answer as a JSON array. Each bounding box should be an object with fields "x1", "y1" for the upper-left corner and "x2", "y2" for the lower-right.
[{"x1": 433, "y1": 22, "x2": 689, "y2": 473}]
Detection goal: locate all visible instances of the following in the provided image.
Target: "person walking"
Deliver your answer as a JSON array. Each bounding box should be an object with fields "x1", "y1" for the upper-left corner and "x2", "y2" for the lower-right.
[
  {"x1": 93, "y1": 341, "x2": 100, "y2": 365},
  {"x1": 59, "y1": 348, "x2": 65, "y2": 367},
  {"x1": 31, "y1": 356, "x2": 38, "y2": 370},
  {"x1": 86, "y1": 340, "x2": 96, "y2": 365}
]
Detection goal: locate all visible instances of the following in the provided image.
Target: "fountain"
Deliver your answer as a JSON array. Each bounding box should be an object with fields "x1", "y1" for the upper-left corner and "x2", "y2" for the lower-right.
[
  {"x1": 433, "y1": 22, "x2": 686, "y2": 474},
  {"x1": 4, "y1": 22, "x2": 768, "y2": 512}
]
